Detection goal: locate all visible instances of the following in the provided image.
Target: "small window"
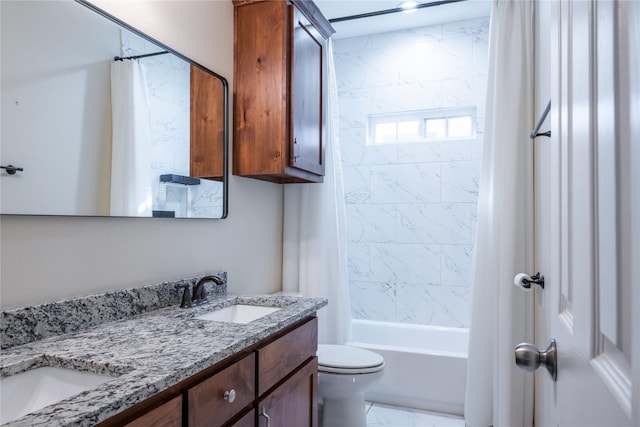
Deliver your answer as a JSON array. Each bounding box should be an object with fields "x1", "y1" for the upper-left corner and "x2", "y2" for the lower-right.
[
  {"x1": 447, "y1": 116, "x2": 473, "y2": 138},
  {"x1": 368, "y1": 107, "x2": 476, "y2": 145},
  {"x1": 425, "y1": 118, "x2": 446, "y2": 139},
  {"x1": 372, "y1": 120, "x2": 420, "y2": 144},
  {"x1": 397, "y1": 120, "x2": 420, "y2": 140},
  {"x1": 374, "y1": 122, "x2": 398, "y2": 143}
]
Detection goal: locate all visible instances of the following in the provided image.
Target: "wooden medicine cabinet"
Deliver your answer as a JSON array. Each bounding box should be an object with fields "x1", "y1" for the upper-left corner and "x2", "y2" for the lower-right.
[{"x1": 232, "y1": 0, "x2": 334, "y2": 183}]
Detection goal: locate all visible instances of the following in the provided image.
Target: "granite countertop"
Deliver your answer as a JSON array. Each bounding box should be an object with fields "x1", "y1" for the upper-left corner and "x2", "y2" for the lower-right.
[{"x1": 0, "y1": 292, "x2": 327, "y2": 426}]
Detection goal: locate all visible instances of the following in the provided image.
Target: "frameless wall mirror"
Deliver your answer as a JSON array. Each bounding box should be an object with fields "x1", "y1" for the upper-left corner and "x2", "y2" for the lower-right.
[{"x1": 0, "y1": 0, "x2": 229, "y2": 219}]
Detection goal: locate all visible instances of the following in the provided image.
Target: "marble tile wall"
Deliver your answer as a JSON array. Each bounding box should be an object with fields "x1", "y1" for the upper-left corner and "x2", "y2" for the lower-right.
[
  {"x1": 334, "y1": 17, "x2": 489, "y2": 328},
  {"x1": 121, "y1": 32, "x2": 224, "y2": 218}
]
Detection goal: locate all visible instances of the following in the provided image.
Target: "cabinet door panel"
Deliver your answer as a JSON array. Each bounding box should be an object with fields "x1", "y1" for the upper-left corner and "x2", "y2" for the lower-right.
[
  {"x1": 258, "y1": 358, "x2": 318, "y2": 427},
  {"x1": 291, "y1": 7, "x2": 324, "y2": 176}
]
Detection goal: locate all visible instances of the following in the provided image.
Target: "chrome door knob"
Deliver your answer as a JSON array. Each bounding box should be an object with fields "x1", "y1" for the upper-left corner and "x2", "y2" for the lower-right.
[{"x1": 514, "y1": 339, "x2": 557, "y2": 382}]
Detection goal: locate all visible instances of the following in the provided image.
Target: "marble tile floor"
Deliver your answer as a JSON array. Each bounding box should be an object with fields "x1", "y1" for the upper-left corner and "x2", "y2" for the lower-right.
[{"x1": 366, "y1": 402, "x2": 465, "y2": 427}]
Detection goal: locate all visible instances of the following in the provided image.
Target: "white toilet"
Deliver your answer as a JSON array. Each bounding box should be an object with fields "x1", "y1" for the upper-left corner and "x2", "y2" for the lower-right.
[{"x1": 317, "y1": 344, "x2": 385, "y2": 427}]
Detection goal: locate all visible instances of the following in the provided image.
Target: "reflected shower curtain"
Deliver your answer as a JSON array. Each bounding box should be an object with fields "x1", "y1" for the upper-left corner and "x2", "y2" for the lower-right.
[
  {"x1": 110, "y1": 59, "x2": 152, "y2": 217},
  {"x1": 464, "y1": 1, "x2": 534, "y2": 426},
  {"x1": 282, "y1": 39, "x2": 352, "y2": 345}
]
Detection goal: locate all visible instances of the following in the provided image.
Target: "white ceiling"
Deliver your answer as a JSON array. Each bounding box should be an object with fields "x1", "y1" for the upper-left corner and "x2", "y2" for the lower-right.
[{"x1": 314, "y1": 0, "x2": 492, "y2": 39}]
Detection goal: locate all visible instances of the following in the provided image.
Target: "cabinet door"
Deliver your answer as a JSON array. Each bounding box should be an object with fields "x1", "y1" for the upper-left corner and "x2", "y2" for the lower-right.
[
  {"x1": 258, "y1": 358, "x2": 318, "y2": 427},
  {"x1": 290, "y1": 6, "x2": 324, "y2": 177},
  {"x1": 191, "y1": 64, "x2": 224, "y2": 180},
  {"x1": 233, "y1": 0, "x2": 289, "y2": 179},
  {"x1": 257, "y1": 317, "x2": 317, "y2": 396}
]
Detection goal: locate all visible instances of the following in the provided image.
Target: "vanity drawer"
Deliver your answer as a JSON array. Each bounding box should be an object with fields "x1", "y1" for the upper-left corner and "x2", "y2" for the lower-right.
[
  {"x1": 188, "y1": 353, "x2": 255, "y2": 426},
  {"x1": 257, "y1": 317, "x2": 318, "y2": 395},
  {"x1": 124, "y1": 395, "x2": 182, "y2": 427}
]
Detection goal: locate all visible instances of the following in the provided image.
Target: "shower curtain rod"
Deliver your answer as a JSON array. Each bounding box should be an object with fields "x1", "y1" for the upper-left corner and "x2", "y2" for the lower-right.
[
  {"x1": 114, "y1": 51, "x2": 169, "y2": 61},
  {"x1": 328, "y1": 0, "x2": 467, "y2": 23}
]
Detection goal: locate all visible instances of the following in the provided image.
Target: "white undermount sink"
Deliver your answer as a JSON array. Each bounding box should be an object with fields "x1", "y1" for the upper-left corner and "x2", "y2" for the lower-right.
[
  {"x1": 195, "y1": 304, "x2": 280, "y2": 324},
  {"x1": 0, "y1": 366, "x2": 114, "y2": 424}
]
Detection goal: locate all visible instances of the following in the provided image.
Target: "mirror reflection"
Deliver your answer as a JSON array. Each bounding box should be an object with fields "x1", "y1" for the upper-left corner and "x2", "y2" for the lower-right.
[{"x1": 0, "y1": 0, "x2": 228, "y2": 219}]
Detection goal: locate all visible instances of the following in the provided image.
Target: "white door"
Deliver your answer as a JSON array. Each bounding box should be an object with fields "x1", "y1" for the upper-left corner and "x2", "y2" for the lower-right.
[{"x1": 532, "y1": 0, "x2": 639, "y2": 426}]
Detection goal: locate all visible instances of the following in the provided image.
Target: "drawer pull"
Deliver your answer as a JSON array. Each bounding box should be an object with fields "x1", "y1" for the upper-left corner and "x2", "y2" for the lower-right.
[
  {"x1": 260, "y1": 407, "x2": 271, "y2": 427},
  {"x1": 223, "y1": 389, "x2": 236, "y2": 403}
]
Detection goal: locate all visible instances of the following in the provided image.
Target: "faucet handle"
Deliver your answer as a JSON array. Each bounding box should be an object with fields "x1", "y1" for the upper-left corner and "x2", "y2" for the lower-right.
[{"x1": 174, "y1": 283, "x2": 193, "y2": 309}]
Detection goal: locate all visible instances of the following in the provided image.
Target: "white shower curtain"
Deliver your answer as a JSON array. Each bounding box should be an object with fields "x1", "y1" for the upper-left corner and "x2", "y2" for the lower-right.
[
  {"x1": 282, "y1": 39, "x2": 352, "y2": 345},
  {"x1": 110, "y1": 59, "x2": 152, "y2": 217},
  {"x1": 464, "y1": 1, "x2": 534, "y2": 426}
]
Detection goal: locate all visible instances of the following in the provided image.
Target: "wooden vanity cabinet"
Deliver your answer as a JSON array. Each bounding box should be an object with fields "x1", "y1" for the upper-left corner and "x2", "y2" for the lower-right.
[
  {"x1": 229, "y1": 409, "x2": 256, "y2": 427},
  {"x1": 258, "y1": 358, "x2": 318, "y2": 427},
  {"x1": 257, "y1": 314, "x2": 318, "y2": 426},
  {"x1": 188, "y1": 353, "x2": 255, "y2": 426},
  {"x1": 232, "y1": 0, "x2": 334, "y2": 183},
  {"x1": 123, "y1": 395, "x2": 182, "y2": 427},
  {"x1": 257, "y1": 313, "x2": 318, "y2": 395},
  {"x1": 98, "y1": 317, "x2": 318, "y2": 427}
]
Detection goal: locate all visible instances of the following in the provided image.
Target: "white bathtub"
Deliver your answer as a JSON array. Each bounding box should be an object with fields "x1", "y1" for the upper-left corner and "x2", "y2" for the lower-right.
[{"x1": 347, "y1": 319, "x2": 468, "y2": 416}]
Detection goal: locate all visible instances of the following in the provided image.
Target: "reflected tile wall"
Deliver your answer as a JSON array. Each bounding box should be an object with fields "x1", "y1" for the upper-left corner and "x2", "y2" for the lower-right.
[
  {"x1": 335, "y1": 17, "x2": 489, "y2": 328},
  {"x1": 122, "y1": 33, "x2": 223, "y2": 218}
]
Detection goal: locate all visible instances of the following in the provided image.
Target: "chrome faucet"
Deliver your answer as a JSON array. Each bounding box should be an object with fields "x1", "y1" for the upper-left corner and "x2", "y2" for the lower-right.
[{"x1": 175, "y1": 275, "x2": 224, "y2": 308}]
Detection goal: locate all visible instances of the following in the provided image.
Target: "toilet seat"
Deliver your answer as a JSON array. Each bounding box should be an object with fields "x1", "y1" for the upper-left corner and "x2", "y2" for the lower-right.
[{"x1": 317, "y1": 344, "x2": 385, "y2": 375}]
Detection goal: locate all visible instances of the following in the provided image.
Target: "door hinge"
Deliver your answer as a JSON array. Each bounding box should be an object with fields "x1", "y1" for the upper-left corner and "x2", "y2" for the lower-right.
[{"x1": 293, "y1": 138, "x2": 301, "y2": 160}]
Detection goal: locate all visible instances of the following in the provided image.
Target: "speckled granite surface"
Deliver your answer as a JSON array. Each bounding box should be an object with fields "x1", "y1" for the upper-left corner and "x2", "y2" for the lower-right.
[
  {"x1": 0, "y1": 282, "x2": 327, "y2": 426},
  {"x1": 1, "y1": 273, "x2": 227, "y2": 350}
]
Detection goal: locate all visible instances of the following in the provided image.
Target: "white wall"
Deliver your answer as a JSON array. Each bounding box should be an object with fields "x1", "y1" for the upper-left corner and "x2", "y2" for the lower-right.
[{"x1": 0, "y1": 0, "x2": 284, "y2": 309}]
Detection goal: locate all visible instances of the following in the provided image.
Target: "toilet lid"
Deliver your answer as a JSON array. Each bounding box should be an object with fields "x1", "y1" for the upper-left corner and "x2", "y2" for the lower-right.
[{"x1": 317, "y1": 345, "x2": 384, "y2": 374}]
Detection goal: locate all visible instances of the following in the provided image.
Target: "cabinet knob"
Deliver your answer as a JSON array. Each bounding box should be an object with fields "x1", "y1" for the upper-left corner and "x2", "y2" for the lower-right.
[{"x1": 223, "y1": 389, "x2": 236, "y2": 403}]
